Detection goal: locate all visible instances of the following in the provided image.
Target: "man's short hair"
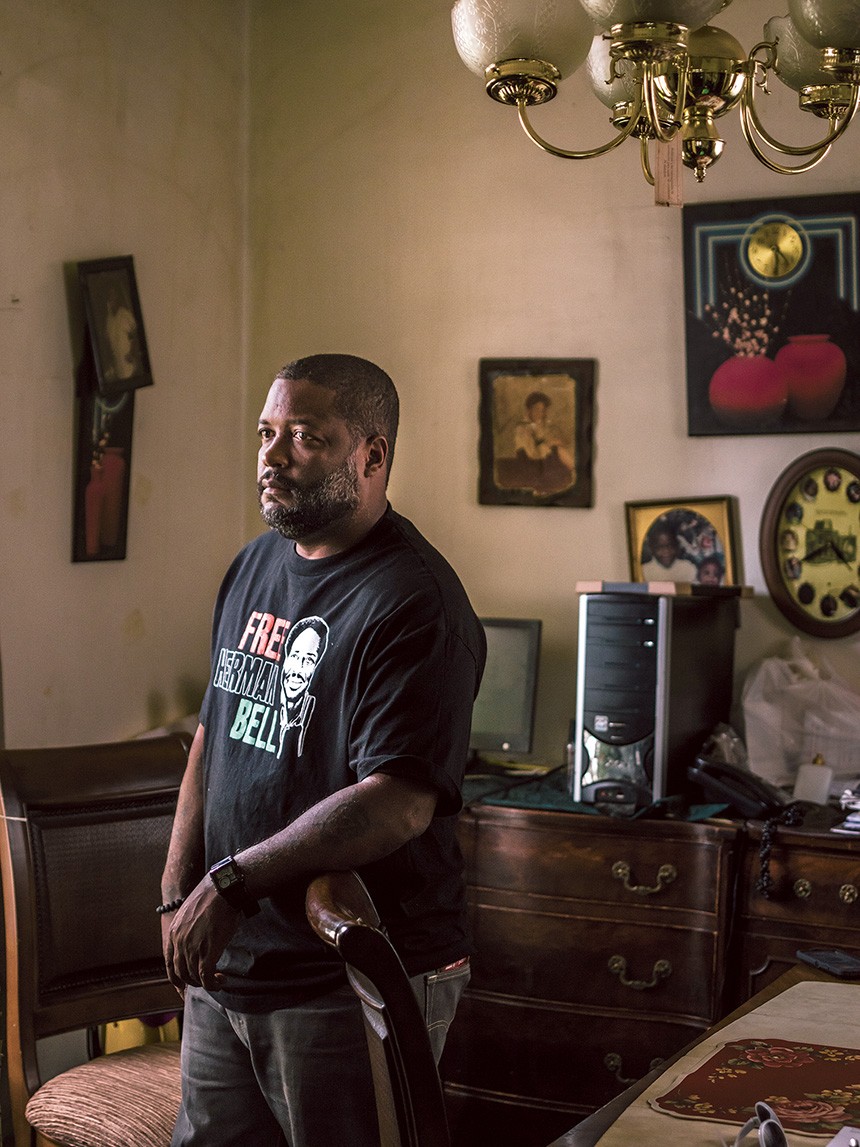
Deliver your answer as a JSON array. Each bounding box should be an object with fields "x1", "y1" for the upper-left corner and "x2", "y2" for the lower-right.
[{"x1": 276, "y1": 354, "x2": 399, "y2": 476}]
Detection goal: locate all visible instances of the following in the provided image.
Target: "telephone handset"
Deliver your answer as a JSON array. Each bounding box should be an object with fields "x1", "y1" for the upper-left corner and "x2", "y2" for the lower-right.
[{"x1": 687, "y1": 756, "x2": 789, "y2": 819}]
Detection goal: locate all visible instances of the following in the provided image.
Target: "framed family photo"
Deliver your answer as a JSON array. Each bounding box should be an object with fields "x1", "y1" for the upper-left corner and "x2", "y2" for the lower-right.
[
  {"x1": 625, "y1": 496, "x2": 742, "y2": 586},
  {"x1": 478, "y1": 358, "x2": 596, "y2": 507},
  {"x1": 77, "y1": 256, "x2": 153, "y2": 397}
]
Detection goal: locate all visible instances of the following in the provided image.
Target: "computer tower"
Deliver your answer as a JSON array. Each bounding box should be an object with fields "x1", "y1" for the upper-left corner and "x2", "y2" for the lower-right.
[{"x1": 571, "y1": 590, "x2": 738, "y2": 810}]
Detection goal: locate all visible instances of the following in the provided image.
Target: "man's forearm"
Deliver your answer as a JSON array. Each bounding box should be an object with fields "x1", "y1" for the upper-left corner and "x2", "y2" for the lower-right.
[
  {"x1": 236, "y1": 772, "x2": 436, "y2": 900},
  {"x1": 161, "y1": 722, "x2": 206, "y2": 902}
]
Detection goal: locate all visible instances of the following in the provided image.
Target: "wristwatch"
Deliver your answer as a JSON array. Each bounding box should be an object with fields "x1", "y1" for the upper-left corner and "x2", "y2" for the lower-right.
[{"x1": 208, "y1": 856, "x2": 260, "y2": 917}]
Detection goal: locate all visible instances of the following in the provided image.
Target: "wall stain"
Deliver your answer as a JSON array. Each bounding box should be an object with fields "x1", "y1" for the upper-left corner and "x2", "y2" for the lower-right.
[
  {"x1": 4, "y1": 489, "x2": 27, "y2": 517},
  {"x1": 123, "y1": 609, "x2": 146, "y2": 641},
  {"x1": 133, "y1": 475, "x2": 152, "y2": 506}
]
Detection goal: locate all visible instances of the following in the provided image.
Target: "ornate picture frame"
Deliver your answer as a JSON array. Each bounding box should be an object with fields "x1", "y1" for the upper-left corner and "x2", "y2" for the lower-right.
[
  {"x1": 77, "y1": 255, "x2": 153, "y2": 397},
  {"x1": 625, "y1": 496, "x2": 742, "y2": 586},
  {"x1": 478, "y1": 358, "x2": 596, "y2": 507},
  {"x1": 683, "y1": 192, "x2": 860, "y2": 437}
]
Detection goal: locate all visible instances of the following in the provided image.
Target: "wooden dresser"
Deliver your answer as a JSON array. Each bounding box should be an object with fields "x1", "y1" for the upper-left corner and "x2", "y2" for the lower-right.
[
  {"x1": 441, "y1": 803, "x2": 740, "y2": 1147},
  {"x1": 733, "y1": 819, "x2": 860, "y2": 1004}
]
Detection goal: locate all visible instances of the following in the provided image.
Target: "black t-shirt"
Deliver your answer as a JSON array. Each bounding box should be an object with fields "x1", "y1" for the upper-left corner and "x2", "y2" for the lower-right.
[{"x1": 200, "y1": 506, "x2": 486, "y2": 1011}]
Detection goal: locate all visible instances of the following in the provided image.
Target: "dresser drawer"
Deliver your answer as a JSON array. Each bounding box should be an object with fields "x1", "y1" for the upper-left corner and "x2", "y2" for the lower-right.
[
  {"x1": 461, "y1": 808, "x2": 735, "y2": 915},
  {"x1": 739, "y1": 832, "x2": 860, "y2": 930},
  {"x1": 442, "y1": 991, "x2": 703, "y2": 1112},
  {"x1": 468, "y1": 895, "x2": 721, "y2": 1019}
]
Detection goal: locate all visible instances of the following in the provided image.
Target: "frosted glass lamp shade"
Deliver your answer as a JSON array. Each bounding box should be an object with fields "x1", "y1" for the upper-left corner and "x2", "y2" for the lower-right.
[
  {"x1": 578, "y1": 0, "x2": 728, "y2": 33},
  {"x1": 452, "y1": 0, "x2": 595, "y2": 79},
  {"x1": 687, "y1": 22, "x2": 744, "y2": 62},
  {"x1": 788, "y1": 0, "x2": 860, "y2": 49},
  {"x1": 586, "y1": 32, "x2": 637, "y2": 107},
  {"x1": 765, "y1": 15, "x2": 835, "y2": 91}
]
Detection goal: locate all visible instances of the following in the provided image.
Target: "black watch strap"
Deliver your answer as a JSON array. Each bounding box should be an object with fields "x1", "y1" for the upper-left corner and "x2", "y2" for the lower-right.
[{"x1": 208, "y1": 856, "x2": 260, "y2": 917}]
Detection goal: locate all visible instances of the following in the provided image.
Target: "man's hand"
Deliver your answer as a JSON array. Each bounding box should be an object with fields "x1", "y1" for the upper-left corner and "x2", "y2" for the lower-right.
[{"x1": 164, "y1": 876, "x2": 241, "y2": 994}]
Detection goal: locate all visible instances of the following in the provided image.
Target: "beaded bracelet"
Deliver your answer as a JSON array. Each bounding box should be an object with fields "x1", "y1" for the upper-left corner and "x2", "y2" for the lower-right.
[{"x1": 156, "y1": 896, "x2": 185, "y2": 916}]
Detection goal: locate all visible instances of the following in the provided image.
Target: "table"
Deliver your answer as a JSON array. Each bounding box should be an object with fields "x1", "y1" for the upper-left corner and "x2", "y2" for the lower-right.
[{"x1": 548, "y1": 962, "x2": 844, "y2": 1146}]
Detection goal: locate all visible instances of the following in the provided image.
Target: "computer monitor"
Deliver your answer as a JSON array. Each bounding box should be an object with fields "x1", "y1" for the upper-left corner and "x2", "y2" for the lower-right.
[{"x1": 469, "y1": 618, "x2": 542, "y2": 758}]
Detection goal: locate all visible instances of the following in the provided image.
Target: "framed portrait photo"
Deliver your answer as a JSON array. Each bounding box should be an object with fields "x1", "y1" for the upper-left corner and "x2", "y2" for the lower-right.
[
  {"x1": 683, "y1": 191, "x2": 860, "y2": 437},
  {"x1": 625, "y1": 496, "x2": 742, "y2": 587},
  {"x1": 478, "y1": 358, "x2": 595, "y2": 507},
  {"x1": 77, "y1": 255, "x2": 153, "y2": 397}
]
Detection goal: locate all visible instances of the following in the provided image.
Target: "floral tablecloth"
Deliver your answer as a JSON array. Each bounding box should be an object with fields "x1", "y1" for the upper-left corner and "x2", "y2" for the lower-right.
[
  {"x1": 652, "y1": 1037, "x2": 860, "y2": 1136},
  {"x1": 595, "y1": 982, "x2": 860, "y2": 1146}
]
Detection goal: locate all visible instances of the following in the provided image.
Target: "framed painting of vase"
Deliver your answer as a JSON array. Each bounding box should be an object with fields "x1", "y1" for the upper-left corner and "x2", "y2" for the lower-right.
[{"x1": 682, "y1": 192, "x2": 860, "y2": 436}]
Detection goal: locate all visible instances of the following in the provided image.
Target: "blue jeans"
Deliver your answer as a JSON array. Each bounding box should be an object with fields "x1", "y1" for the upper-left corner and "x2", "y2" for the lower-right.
[{"x1": 171, "y1": 962, "x2": 470, "y2": 1147}]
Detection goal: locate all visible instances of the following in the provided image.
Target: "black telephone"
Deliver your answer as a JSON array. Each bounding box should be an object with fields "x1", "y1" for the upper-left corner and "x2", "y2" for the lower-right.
[{"x1": 687, "y1": 756, "x2": 789, "y2": 819}]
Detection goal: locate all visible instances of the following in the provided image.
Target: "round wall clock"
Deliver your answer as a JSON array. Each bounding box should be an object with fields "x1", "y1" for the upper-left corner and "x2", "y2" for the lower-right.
[
  {"x1": 744, "y1": 216, "x2": 808, "y2": 284},
  {"x1": 760, "y1": 447, "x2": 860, "y2": 638}
]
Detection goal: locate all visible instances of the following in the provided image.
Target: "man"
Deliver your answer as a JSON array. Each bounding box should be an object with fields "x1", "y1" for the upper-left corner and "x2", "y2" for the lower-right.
[{"x1": 161, "y1": 354, "x2": 485, "y2": 1147}]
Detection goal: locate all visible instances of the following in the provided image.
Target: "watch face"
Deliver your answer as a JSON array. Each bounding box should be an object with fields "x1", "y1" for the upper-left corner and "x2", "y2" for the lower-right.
[
  {"x1": 210, "y1": 858, "x2": 242, "y2": 891},
  {"x1": 761, "y1": 449, "x2": 860, "y2": 638}
]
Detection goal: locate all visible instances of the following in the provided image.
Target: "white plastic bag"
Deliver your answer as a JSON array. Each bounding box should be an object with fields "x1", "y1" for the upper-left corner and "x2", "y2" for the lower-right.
[{"x1": 741, "y1": 637, "x2": 860, "y2": 788}]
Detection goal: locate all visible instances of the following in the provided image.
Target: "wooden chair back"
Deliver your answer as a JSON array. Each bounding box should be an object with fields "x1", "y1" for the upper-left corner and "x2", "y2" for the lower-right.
[
  {"x1": 0, "y1": 733, "x2": 190, "y2": 1146},
  {"x1": 306, "y1": 869, "x2": 452, "y2": 1147}
]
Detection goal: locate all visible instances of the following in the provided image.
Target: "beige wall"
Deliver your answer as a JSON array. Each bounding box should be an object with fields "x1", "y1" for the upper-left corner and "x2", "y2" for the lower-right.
[
  {"x1": 0, "y1": 3, "x2": 248, "y2": 748},
  {"x1": 1, "y1": 2, "x2": 858, "y2": 766},
  {"x1": 247, "y1": 0, "x2": 860, "y2": 767}
]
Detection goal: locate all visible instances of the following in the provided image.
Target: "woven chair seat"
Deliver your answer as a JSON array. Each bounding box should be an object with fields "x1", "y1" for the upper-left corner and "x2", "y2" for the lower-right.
[{"x1": 25, "y1": 1041, "x2": 181, "y2": 1147}]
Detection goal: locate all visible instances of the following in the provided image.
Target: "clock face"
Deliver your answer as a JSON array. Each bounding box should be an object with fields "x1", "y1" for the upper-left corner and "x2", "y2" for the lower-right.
[
  {"x1": 746, "y1": 219, "x2": 806, "y2": 281},
  {"x1": 760, "y1": 448, "x2": 860, "y2": 638}
]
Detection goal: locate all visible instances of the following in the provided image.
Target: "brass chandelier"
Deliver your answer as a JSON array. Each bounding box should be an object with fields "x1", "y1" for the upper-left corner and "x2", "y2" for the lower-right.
[{"x1": 451, "y1": 0, "x2": 860, "y2": 193}]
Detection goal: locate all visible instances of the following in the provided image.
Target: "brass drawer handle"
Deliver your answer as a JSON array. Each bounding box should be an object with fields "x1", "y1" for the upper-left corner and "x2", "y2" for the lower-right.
[
  {"x1": 611, "y1": 860, "x2": 677, "y2": 896},
  {"x1": 840, "y1": 883, "x2": 858, "y2": 904},
  {"x1": 793, "y1": 878, "x2": 812, "y2": 900},
  {"x1": 603, "y1": 1051, "x2": 664, "y2": 1086},
  {"x1": 608, "y1": 954, "x2": 672, "y2": 990}
]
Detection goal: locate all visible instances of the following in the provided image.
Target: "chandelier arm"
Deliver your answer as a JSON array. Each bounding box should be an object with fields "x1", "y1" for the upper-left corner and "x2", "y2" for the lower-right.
[
  {"x1": 742, "y1": 65, "x2": 859, "y2": 156},
  {"x1": 642, "y1": 59, "x2": 683, "y2": 145},
  {"x1": 640, "y1": 137, "x2": 656, "y2": 186},
  {"x1": 516, "y1": 88, "x2": 644, "y2": 160},
  {"x1": 739, "y1": 98, "x2": 832, "y2": 173}
]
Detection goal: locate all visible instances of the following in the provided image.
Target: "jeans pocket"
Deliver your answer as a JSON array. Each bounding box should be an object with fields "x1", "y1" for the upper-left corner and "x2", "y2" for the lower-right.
[{"x1": 413, "y1": 963, "x2": 471, "y2": 1064}]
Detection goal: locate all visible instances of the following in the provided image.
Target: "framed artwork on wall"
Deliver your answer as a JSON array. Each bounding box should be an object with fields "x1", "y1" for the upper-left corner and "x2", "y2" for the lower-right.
[
  {"x1": 71, "y1": 342, "x2": 135, "y2": 563},
  {"x1": 682, "y1": 192, "x2": 860, "y2": 437},
  {"x1": 625, "y1": 496, "x2": 742, "y2": 586},
  {"x1": 70, "y1": 255, "x2": 151, "y2": 562},
  {"x1": 478, "y1": 358, "x2": 595, "y2": 507},
  {"x1": 77, "y1": 255, "x2": 153, "y2": 397}
]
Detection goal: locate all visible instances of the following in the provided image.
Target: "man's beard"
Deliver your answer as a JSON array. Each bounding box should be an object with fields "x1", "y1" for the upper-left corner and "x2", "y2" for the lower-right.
[{"x1": 258, "y1": 454, "x2": 360, "y2": 541}]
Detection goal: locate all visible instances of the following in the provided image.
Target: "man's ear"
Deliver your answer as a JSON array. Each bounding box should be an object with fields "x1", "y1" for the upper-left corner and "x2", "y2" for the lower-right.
[{"x1": 362, "y1": 434, "x2": 388, "y2": 477}]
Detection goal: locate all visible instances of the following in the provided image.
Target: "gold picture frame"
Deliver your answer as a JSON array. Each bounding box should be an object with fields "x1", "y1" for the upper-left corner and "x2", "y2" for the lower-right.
[{"x1": 625, "y1": 496, "x2": 742, "y2": 587}]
